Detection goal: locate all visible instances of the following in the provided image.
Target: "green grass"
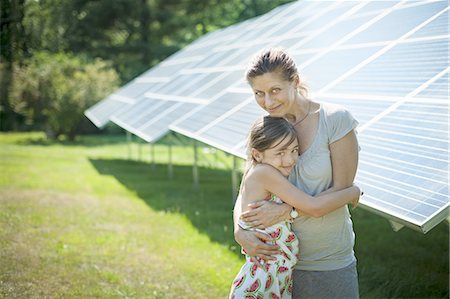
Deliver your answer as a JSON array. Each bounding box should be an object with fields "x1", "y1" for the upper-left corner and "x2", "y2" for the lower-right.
[{"x1": 0, "y1": 132, "x2": 448, "y2": 298}]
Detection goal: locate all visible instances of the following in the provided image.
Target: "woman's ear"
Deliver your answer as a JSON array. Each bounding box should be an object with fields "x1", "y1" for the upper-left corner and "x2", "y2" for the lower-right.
[
  {"x1": 292, "y1": 74, "x2": 300, "y2": 89},
  {"x1": 251, "y1": 148, "x2": 263, "y2": 163}
]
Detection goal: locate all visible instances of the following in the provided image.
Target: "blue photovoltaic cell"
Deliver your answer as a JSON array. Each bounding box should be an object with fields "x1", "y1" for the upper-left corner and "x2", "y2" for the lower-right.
[
  {"x1": 172, "y1": 91, "x2": 251, "y2": 133},
  {"x1": 199, "y1": 101, "x2": 265, "y2": 152},
  {"x1": 269, "y1": 17, "x2": 308, "y2": 38},
  {"x1": 314, "y1": 97, "x2": 394, "y2": 126},
  {"x1": 409, "y1": 9, "x2": 449, "y2": 38},
  {"x1": 110, "y1": 96, "x2": 155, "y2": 126},
  {"x1": 328, "y1": 39, "x2": 448, "y2": 96},
  {"x1": 295, "y1": 2, "x2": 359, "y2": 34},
  {"x1": 129, "y1": 100, "x2": 174, "y2": 129},
  {"x1": 355, "y1": 101, "x2": 448, "y2": 226},
  {"x1": 220, "y1": 45, "x2": 266, "y2": 67},
  {"x1": 192, "y1": 70, "x2": 244, "y2": 99},
  {"x1": 138, "y1": 102, "x2": 198, "y2": 142},
  {"x1": 291, "y1": 52, "x2": 316, "y2": 67},
  {"x1": 136, "y1": 101, "x2": 176, "y2": 126},
  {"x1": 344, "y1": 1, "x2": 447, "y2": 45},
  {"x1": 299, "y1": 13, "x2": 376, "y2": 49},
  {"x1": 301, "y1": 46, "x2": 383, "y2": 91},
  {"x1": 416, "y1": 72, "x2": 449, "y2": 99},
  {"x1": 84, "y1": 96, "x2": 133, "y2": 128},
  {"x1": 192, "y1": 50, "x2": 235, "y2": 69},
  {"x1": 142, "y1": 60, "x2": 195, "y2": 78},
  {"x1": 277, "y1": 36, "x2": 307, "y2": 49},
  {"x1": 351, "y1": 1, "x2": 397, "y2": 14},
  {"x1": 115, "y1": 81, "x2": 153, "y2": 99},
  {"x1": 153, "y1": 73, "x2": 207, "y2": 96}
]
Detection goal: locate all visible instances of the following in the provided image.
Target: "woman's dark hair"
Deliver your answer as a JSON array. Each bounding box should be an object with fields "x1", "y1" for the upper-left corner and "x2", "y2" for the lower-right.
[{"x1": 246, "y1": 47, "x2": 308, "y2": 97}]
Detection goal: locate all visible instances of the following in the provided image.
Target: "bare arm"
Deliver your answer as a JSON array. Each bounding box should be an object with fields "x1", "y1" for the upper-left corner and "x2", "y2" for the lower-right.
[
  {"x1": 248, "y1": 164, "x2": 360, "y2": 218},
  {"x1": 329, "y1": 130, "x2": 359, "y2": 189},
  {"x1": 233, "y1": 194, "x2": 280, "y2": 261}
]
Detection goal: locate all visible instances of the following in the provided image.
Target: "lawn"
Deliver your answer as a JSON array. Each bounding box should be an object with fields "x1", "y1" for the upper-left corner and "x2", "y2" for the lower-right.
[{"x1": 0, "y1": 132, "x2": 448, "y2": 298}]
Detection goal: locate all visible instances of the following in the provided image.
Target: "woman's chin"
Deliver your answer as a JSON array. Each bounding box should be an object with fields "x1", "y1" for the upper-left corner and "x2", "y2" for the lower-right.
[{"x1": 267, "y1": 110, "x2": 285, "y2": 117}]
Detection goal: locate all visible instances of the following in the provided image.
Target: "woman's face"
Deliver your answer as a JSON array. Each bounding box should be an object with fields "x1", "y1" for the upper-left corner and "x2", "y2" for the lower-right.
[{"x1": 249, "y1": 72, "x2": 297, "y2": 117}]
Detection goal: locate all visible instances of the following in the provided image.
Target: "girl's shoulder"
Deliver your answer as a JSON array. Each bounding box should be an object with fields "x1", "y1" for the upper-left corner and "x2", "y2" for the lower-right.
[
  {"x1": 249, "y1": 164, "x2": 283, "y2": 181},
  {"x1": 242, "y1": 165, "x2": 274, "y2": 201}
]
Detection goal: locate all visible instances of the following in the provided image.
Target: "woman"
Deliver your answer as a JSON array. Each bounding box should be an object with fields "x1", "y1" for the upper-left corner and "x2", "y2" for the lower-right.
[{"x1": 233, "y1": 48, "x2": 360, "y2": 298}]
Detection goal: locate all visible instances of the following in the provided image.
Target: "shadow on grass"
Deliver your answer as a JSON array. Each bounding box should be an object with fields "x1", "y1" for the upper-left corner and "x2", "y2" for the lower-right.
[
  {"x1": 89, "y1": 158, "x2": 241, "y2": 256},
  {"x1": 89, "y1": 158, "x2": 449, "y2": 298},
  {"x1": 352, "y1": 209, "x2": 449, "y2": 298}
]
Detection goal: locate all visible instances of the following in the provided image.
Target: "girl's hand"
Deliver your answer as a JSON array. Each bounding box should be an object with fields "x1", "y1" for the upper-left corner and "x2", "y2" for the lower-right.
[
  {"x1": 234, "y1": 226, "x2": 279, "y2": 267},
  {"x1": 240, "y1": 200, "x2": 291, "y2": 229}
]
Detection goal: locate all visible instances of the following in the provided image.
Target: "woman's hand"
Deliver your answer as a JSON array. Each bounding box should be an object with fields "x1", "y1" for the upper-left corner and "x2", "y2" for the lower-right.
[
  {"x1": 234, "y1": 225, "x2": 279, "y2": 267},
  {"x1": 351, "y1": 184, "x2": 362, "y2": 209},
  {"x1": 240, "y1": 200, "x2": 291, "y2": 229}
]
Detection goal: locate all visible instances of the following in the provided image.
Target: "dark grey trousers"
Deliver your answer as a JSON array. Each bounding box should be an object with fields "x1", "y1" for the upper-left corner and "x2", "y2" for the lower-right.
[{"x1": 292, "y1": 261, "x2": 359, "y2": 299}]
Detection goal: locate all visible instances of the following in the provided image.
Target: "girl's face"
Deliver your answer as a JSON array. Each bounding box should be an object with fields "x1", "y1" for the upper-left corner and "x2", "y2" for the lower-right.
[
  {"x1": 252, "y1": 136, "x2": 299, "y2": 177},
  {"x1": 249, "y1": 72, "x2": 298, "y2": 117}
]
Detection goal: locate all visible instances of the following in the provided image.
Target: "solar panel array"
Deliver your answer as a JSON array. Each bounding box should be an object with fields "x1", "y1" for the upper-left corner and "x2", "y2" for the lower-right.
[{"x1": 86, "y1": 0, "x2": 449, "y2": 233}]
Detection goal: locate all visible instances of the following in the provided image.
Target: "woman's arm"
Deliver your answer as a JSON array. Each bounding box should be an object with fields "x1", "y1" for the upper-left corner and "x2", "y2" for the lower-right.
[
  {"x1": 329, "y1": 130, "x2": 359, "y2": 189},
  {"x1": 299, "y1": 129, "x2": 360, "y2": 214},
  {"x1": 233, "y1": 194, "x2": 280, "y2": 262}
]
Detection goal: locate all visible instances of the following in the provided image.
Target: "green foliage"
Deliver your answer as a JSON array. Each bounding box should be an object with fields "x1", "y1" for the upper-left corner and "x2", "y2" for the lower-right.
[
  {"x1": 11, "y1": 52, "x2": 119, "y2": 140},
  {"x1": 2, "y1": 0, "x2": 295, "y2": 131},
  {"x1": 20, "y1": 0, "x2": 295, "y2": 83}
]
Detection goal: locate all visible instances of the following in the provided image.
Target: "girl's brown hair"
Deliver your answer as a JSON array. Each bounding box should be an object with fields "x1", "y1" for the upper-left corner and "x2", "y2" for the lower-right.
[
  {"x1": 246, "y1": 116, "x2": 297, "y2": 163},
  {"x1": 239, "y1": 116, "x2": 298, "y2": 192}
]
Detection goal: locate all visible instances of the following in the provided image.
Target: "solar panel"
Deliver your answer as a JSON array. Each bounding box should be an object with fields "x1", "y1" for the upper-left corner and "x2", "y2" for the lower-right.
[
  {"x1": 83, "y1": 27, "x2": 223, "y2": 140},
  {"x1": 84, "y1": 95, "x2": 134, "y2": 128},
  {"x1": 168, "y1": 0, "x2": 449, "y2": 233},
  {"x1": 85, "y1": 0, "x2": 448, "y2": 232}
]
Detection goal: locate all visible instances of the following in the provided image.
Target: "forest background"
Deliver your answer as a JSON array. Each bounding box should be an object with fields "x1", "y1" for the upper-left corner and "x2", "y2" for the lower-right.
[{"x1": 0, "y1": 0, "x2": 293, "y2": 139}]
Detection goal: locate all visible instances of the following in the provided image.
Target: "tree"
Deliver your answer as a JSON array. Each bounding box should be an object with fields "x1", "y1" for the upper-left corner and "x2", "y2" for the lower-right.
[
  {"x1": 11, "y1": 52, "x2": 119, "y2": 140},
  {"x1": 20, "y1": 0, "x2": 295, "y2": 83},
  {"x1": 0, "y1": 0, "x2": 28, "y2": 131},
  {"x1": 3, "y1": 0, "x2": 295, "y2": 132}
]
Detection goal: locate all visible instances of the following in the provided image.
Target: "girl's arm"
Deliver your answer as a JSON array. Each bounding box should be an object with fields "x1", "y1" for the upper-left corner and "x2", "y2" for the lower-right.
[{"x1": 249, "y1": 164, "x2": 360, "y2": 218}]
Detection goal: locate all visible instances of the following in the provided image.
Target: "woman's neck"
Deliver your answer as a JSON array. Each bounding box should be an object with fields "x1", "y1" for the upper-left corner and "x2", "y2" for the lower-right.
[{"x1": 285, "y1": 95, "x2": 310, "y2": 125}]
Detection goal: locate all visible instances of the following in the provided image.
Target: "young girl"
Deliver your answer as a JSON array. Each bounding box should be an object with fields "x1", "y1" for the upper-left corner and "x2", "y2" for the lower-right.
[{"x1": 229, "y1": 116, "x2": 360, "y2": 299}]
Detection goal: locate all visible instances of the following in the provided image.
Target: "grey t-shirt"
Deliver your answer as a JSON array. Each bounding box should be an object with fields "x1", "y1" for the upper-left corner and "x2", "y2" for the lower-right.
[{"x1": 288, "y1": 102, "x2": 359, "y2": 271}]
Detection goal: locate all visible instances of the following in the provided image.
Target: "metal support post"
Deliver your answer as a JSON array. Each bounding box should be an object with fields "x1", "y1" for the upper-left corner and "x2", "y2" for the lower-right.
[
  {"x1": 168, "y1": 143, "x2": 173, "y2": 179},
  {"x1": 126, "y1": 131, "x2": 132, "y2": 160},
  {"x1": 193, "y1": 140, "x2": 199, "y2": 189},
  {"x1": 138, "y1": 139, "x2": 142, "y2": 161},
  {"x1": 150, "y1": 143, "x2": 155, "y2": 170}
]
